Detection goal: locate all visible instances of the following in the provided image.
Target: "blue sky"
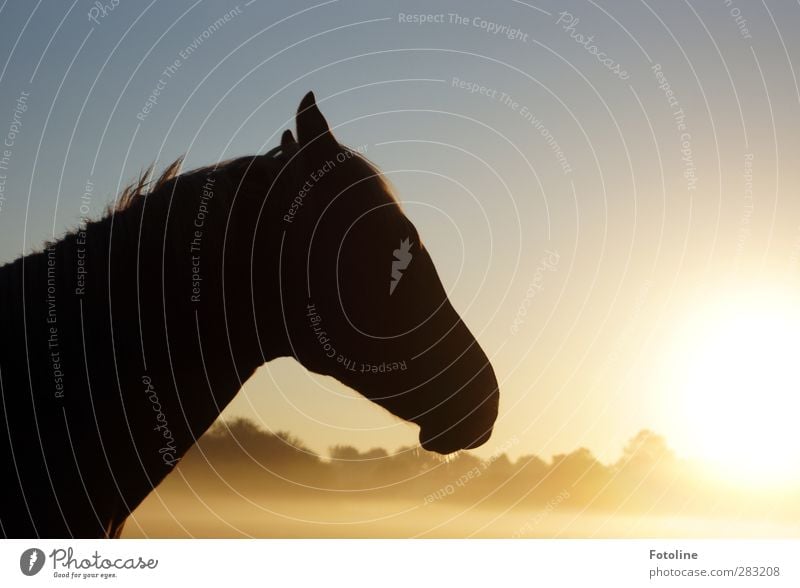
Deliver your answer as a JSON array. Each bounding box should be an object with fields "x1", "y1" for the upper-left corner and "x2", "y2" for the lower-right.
[{"x1": 2, "y1": 0, "x2": 800, "y2": 465}]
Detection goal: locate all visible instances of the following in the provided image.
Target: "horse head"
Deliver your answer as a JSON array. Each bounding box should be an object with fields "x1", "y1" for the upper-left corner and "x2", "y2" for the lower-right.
[{"x1": 272, "y1": 93, "x2": 499, "y2": 454}]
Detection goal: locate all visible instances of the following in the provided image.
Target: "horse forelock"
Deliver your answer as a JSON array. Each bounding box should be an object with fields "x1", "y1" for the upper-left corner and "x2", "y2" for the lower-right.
[{"x1": 346, "y1": 149, "x2": 399, "y2": 207}]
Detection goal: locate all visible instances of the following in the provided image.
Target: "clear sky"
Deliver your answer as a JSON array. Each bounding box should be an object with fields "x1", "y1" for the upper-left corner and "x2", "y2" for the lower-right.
[{"x1": 2, "y1": 0, "x2": 799, "y2": 475}]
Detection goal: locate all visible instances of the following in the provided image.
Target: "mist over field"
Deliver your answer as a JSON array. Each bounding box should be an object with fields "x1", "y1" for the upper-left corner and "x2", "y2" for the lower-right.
[{"x1": 124, "y1": 419, "x2": 800, "y2": 538}]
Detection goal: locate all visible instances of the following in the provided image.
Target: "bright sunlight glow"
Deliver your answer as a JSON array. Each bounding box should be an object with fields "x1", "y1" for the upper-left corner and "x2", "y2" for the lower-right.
[{"x1": 669, "y1": 289, "x2": 800, "y2": 487}]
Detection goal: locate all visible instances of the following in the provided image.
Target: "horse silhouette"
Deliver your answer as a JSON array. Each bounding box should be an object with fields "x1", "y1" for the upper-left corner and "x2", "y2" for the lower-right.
[{"x1": 0, "y1": 93, "x2": 499, "y2": 538}]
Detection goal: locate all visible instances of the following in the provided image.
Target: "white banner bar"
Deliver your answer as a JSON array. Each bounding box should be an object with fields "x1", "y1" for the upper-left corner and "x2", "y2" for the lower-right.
[{"x1": 1, "y1": 539, "x2": 797, "y2": 587}]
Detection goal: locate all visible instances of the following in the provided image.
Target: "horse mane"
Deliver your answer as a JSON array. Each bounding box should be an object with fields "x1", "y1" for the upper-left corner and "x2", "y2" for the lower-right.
[
  {"x1": 112, "y1": 146, "x2": 398, "y2": 218},
  {"x1": 114, "y1": 157, "x2": 185, "y2": 213},
  {"x1": 0, "y1": 145, "x2": 397, "y2": 278}
]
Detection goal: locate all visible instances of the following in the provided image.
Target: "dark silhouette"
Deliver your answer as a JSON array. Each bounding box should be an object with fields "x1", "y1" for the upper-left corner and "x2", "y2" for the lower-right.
[{"x1": 0, "y1": 93, "x2": 499, "y2": 538}]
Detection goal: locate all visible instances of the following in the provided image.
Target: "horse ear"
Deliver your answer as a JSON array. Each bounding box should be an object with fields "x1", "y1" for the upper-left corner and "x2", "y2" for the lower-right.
[
  {"x1": 296, "y1": 91, "x2": 337, "y2": 150},
  {"x1": 281, "y1": 129, "x2": 296, "y2": 150}
]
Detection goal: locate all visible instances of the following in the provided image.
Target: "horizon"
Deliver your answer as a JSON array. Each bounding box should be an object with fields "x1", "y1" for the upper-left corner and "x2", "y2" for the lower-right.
[{"x1": 124, "y1": 416, "x2": 800, "y2": 538}]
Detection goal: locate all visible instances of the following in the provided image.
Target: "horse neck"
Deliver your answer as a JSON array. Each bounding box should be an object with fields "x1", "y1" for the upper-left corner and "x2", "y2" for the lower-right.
[
  {"x1": 0, "y1": 162, "x2": 300, "y2": 535},
  {"x1": 112, "y1": 169, "x2": 293, "y2": 419},
  {"x1": 71, "y1": 168, "x2": 293, "y2": 476}
]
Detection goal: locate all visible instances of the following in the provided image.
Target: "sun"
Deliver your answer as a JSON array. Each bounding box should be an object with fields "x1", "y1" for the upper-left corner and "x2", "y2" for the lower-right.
[{"x1": 667, "y1": 289, "x2": 800, "y2": 487}]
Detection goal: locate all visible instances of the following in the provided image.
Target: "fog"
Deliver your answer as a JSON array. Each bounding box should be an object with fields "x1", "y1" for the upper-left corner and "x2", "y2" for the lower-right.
[{"x1": 123, "y1": 419, "x2": 800, "y2": 538}]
